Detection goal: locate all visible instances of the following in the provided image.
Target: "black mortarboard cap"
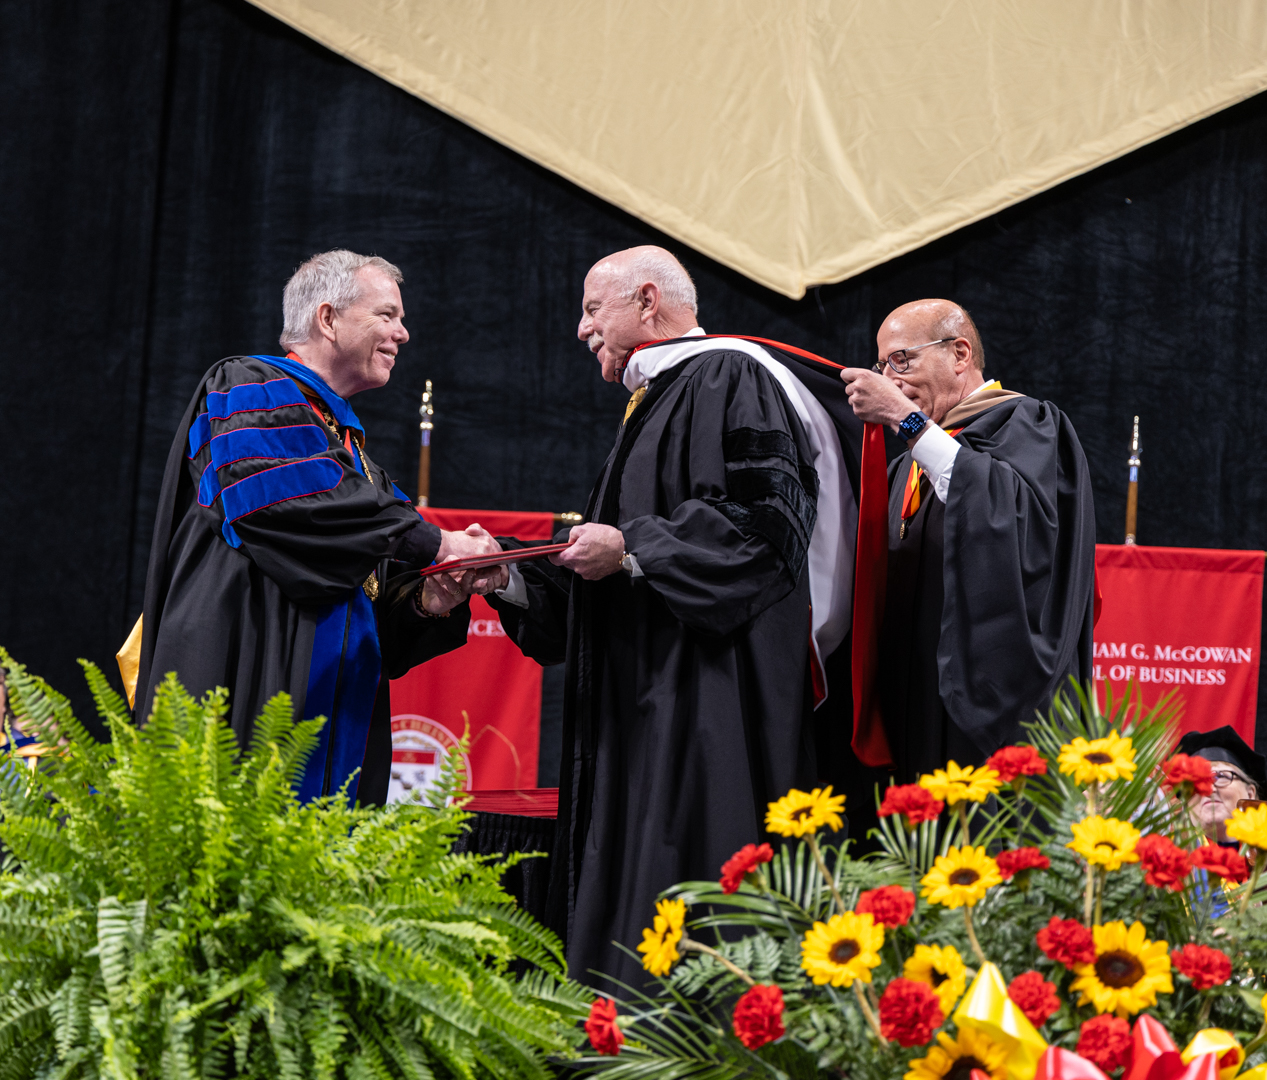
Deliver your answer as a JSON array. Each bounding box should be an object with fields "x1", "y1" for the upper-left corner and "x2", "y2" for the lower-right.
[{"x1": 1175, "y1": 725, "x2": 1267, "y2": 791}]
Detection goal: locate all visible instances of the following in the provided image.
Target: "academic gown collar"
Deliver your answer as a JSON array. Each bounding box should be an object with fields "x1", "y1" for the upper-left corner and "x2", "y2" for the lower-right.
[
  {"x1": 253, "y1": 353, "x2": 365, "y2": 435},
  {"x1": 622, "y1": 326, "x2": 708, "y2": 392}
]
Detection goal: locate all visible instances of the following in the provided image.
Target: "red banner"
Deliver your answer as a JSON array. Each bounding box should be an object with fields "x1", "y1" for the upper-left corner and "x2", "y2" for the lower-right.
[
  {"x1": 387, "y1": 508, "x2": 556, "y2": 802},
  {"x1": 1093, "y1": 544, "x2": 1265, "y2": 742}
]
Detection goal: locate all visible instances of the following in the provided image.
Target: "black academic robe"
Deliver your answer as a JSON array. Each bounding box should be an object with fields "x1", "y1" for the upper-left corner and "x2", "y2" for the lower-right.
[
  {"x1": 136, "y1": 355, "x2": 468, "y2": 805},
  {"x1": 487, "y1": 348, "x2": 821, "y2": 991},
  {"x1": 878, "y1": 396, "x2": 1096, "y2": 780}
]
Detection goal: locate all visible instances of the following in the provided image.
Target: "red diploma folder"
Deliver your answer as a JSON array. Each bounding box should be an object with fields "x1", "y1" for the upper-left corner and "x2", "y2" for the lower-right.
[{"x1": 417, "y1": 541, "x2": 574, "y2": 578}]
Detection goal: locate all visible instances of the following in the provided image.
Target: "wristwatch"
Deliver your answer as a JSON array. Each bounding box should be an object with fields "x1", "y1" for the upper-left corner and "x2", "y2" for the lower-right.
[{"x1": 897, "y1": 410, "x2": 931, "y2": 442}]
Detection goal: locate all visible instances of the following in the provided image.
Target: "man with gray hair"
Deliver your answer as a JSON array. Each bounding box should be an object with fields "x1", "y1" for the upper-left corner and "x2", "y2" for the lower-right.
[
  {"x1": 485, "y1": 245, "x2": 861, "y2": 988},
  {"x1": 135, "y1": 250, "x2": 502, "y2": 804}
]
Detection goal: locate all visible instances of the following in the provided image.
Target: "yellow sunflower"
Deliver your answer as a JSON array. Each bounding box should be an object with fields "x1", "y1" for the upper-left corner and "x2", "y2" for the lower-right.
[
  {"x1": 1226, "y1": 803, "x2": 1267, "y2": 851},
  {"x1": 1057, "y1": 730, "x2": 1137, "y2": 785},
  {"x1": 766, "y1": 785, "x2": 846, "y2": 838},
  {"x1": 1067, "y1": 815, "x2": 1141, "y2": 871},
  {"x1": 800, "y1": 911, "x2": 884, "y2": 987},
  {"x1": 636, "y1": 898, "x2": 686, "y2": 977},
  {"x1": 905, "y1": 1027, "x2": 1009, "y2": 1080},
  {"x1": 920, "y1": 845, "x2": 1002, "y2": 908},
  {"x1": 918, "y1": 761, "x2": 1001, "y2": 805},
  {"x1": 1069, "y1": 920, "x2": 1173, "y2": 1017},
  {"x1": 904, "y1": 943, "x2": 969, "y2": 1015}
]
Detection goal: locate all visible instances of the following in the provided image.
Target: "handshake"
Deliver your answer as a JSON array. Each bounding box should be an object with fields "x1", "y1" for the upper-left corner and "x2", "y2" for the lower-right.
[
  {"x1": 413, "y1": 520, "x2": 631, "y2": 616},
  {"x1": 415, "y1": 524, "x2": 511, "y2": 616}
]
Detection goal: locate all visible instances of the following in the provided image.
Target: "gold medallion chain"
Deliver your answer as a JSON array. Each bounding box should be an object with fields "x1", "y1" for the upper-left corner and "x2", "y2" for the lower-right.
[{"x1": 311, "y1": 397, "x2": 379, "y2": 600}]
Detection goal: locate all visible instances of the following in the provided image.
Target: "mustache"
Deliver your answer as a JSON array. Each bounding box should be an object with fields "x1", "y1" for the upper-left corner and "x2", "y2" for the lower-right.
[{"x1": 588, "y1": 333, "x2": 603, "y2": 352}]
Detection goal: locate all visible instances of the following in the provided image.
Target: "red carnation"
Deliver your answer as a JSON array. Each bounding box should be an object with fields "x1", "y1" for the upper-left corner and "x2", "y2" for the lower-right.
[
  {"x1": 1191, "y1": 844, "x2": 1250, "y2": 884},
  {"x1": 732, "y1": 984, "x2": 785, "y2": 1049},
  {"x1": 878, "y1": 978, "x2": 945, "y2": 1047},
  {"x1": 1036, "y1": 916, "x2": 1096, "y2": 967},
  {"x1": 1135, "y1": 834, "x2": 1192, "y2": 891},
  {"x1": 720, "y1": 843, "x2": 774, "y2": 894},
  {"x1": 585, "y1": 998, "x2": 624, "y2": 1056},
  {"x1": 1162, "y1": 753, "x2": 1215, "y2": 798},
  {"x1": 985, "y1": 745, "x2": 1048, "y2": 784},
  {"x1": 996, "y1": 847, "x2": 1051, "y2": 880},
  {"x1": 1006, "y1": 971, "x2": 1060, "y2": 1027},
  {"x1": 878, "y1": 783, "x2": 944, "y2": 825},
  {"x1": 856, "y1": 885, "x2": 916, "y2": 929},
  {"x1": 1171, "y1": 944, "x2": 1232, "y2": 991},
  {"x1": 1077, "y1": 1015, "x2": 1132, "y2": 1074}
]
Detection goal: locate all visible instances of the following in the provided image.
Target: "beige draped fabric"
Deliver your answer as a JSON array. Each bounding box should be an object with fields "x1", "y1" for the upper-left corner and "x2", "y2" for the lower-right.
[{"x1": 248, "y1": 0, "x2": 1267, "y2": 298}]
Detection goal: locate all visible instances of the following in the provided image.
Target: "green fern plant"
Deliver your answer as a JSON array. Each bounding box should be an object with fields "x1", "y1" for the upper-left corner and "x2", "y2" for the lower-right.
[{"x1": 0, "y1": 650, "x2": 589, "y2": 1080}]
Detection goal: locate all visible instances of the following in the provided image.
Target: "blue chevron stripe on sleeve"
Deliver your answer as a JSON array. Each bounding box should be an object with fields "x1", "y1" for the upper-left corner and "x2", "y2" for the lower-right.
[
  {"x1": 188, "y1": 412, "x2": 212, "y2": 458},
  {"x1": 196, "y1": 423, "x2": 331, "y2": 508},
  {"x1": 211, "y1": 423, "x2": 329, "y2": 470},
  {"x1": 207, "y1": 377, "x2": 308, "y2": 420},
  {"x1": 218, "y1": 458, "x2": 344, "y2": 547}
]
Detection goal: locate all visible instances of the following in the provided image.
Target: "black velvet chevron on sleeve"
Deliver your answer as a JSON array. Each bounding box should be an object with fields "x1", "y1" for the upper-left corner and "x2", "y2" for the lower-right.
[{"x1": 716, "y1": 426, "x2": 818, "y2": 582}]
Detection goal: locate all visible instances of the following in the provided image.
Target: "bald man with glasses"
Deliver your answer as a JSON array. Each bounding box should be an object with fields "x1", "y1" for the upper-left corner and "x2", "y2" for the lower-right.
[{"x1": 839, "y1": 299, "x2": 1097, "y2": 781}]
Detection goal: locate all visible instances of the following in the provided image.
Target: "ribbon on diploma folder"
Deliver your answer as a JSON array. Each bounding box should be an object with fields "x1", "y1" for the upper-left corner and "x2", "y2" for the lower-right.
[{"x1": 418, "y1": 541, "x2": 574, "y2": 578}]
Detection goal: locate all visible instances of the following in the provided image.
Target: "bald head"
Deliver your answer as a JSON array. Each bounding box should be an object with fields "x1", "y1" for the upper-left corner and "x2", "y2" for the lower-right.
[
  {"x1": 872, "y1": 298, "x2": 987, "y2": 424},
  {"x1": 883, "y1": 299, "x2": 985, "y2": 372},
  {"x1": 578, "y1": 246, "x2": 700, "y2": 382},
  {"x1": 590, "y1": 246, "x2": 698, "y2": 317}
]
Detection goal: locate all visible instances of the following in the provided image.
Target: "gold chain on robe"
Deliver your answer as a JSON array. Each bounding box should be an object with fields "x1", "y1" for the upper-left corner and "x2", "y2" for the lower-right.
[{"x1": 308, "y1": 395, "x2": 379, "y2": 600}]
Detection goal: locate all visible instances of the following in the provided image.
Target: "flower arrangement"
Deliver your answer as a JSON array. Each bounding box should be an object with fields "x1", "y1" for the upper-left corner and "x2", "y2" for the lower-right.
[{"x1": 573, "y1": 684, "x2": 1267, "y2": 1080}]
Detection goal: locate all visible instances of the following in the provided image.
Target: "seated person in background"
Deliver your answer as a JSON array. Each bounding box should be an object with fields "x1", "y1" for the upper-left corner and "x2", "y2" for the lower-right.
[{"x1": 1178, "y1": 726, "x2": 1265, "y2": 844}]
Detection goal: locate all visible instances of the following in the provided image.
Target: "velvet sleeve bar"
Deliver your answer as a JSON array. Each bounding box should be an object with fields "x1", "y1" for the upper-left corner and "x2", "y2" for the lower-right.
[{"x1": 187, "y1": 357, "x2": 431, "y2": 604}]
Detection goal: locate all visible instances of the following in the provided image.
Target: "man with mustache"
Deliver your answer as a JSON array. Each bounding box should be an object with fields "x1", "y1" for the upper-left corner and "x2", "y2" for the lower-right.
[
  {"x1": 841, "y1": 299, "x2": 1096, "y2": 779},
  {"x1": 485, "y1": 246, "x2": 859, "y2": 989},
  {"x1": 135, "y1": 250, "x2": 502, "y2": 804}
]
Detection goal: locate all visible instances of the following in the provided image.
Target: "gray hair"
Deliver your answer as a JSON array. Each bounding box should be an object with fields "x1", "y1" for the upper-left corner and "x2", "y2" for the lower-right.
[
  {"x1": 602, "y1": 246, "x2": 698, "y2": 316},
  {"x1": 279, "y1": 249, "x2": 404, "y2": 347}
]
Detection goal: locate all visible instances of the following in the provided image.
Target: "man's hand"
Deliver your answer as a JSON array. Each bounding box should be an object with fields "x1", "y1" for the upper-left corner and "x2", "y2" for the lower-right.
[
  {"x1": 460, "y1": 564, "x2": 510, "y2": 595},
  {"x1": 432, "y1": 524, "x2": 510, "y2": 595},
  {"x1": 551, "y1": 522, "x2": 624, "y2": 580},
  {"x1": 417, "y1": 570, "x2": 466, "y2": 615},
  {"x1": 437, "y1": 523, "x2": 503, "y2": 562},
  {"x1": 840, "y1": 368, "x2": 920, "y2": 430}
]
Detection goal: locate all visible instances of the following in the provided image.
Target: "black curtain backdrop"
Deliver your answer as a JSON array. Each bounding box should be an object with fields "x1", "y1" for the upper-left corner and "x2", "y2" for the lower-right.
[{"x1": 3, "y1": 0, "x2": 1266, "y2": 760}]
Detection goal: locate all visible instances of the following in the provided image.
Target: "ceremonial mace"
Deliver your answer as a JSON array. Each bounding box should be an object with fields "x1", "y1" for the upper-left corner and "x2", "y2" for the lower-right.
[
  {"x1": 1124, "y1": 415, "x2": 1141, "y2": 545},
  {"x1": 416, "y1": 380, "x2": 433, "y2": 509},
  {"x1": 412, "y1": 377, "x2": 581, "y2": 528}
]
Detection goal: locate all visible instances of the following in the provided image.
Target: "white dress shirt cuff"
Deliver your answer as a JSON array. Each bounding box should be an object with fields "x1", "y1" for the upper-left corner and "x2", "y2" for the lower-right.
[
  {"x1": 495, "y1": 563, "x2": 530, "y2": 608},
  {"x1": 910, "y1": 423, "x2": 961, "y2": 503},
  {"x1": 623, "y1": 552, "x2": 645, "y2": 578}
]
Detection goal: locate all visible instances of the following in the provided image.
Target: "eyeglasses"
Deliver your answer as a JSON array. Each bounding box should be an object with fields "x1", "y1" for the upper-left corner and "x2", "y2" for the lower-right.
[
  {"x1": 1212, "y1": 769, "x2": 1252, "y2": 790},
  {"x1": 873, "y1": 337, "x2": 956, "y2": 375}
]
